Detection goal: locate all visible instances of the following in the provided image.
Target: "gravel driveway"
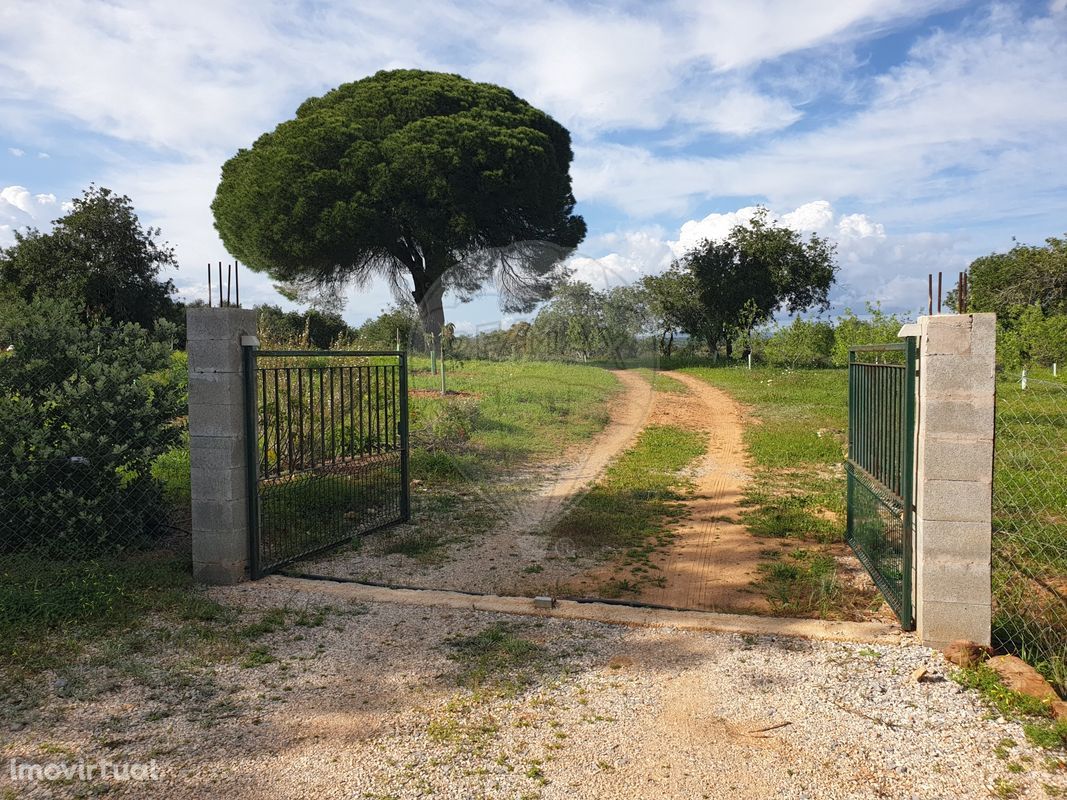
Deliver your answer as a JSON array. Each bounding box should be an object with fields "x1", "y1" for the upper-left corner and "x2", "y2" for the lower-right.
[{"x1": 4, "y1": 583, "x2": 1062, "y2": 799}]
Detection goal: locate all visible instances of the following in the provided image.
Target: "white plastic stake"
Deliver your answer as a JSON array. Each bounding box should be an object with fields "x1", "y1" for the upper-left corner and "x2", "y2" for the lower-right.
[
  {"x1": 1054, "y1": 363, "x2": 1058, "y2": 378},
  {"x1": 1021, "y1": 368, "x2": 1028, "y2": 391},
  {"x1": 748, "y1": 352, "x2": 753, "y2": 370}
]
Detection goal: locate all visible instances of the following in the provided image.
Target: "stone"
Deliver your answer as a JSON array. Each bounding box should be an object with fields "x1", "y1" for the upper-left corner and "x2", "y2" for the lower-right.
[
  {"x1": 943, "y1": 640, "x2": 990, "y2": 667},
  {"x1": 986, "y1": 654, "x2": 1060, "y2": 703},
  {"x1": 911, "y1": 666, "x2": 930, "y2": 683},
  {"x1": 1053, "y1": 700, "x2": 1067, "y2": 722}
]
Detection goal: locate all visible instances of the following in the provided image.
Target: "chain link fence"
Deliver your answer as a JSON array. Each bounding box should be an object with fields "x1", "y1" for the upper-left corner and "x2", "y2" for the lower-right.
[
  {"x1": 993, "y1": 372, "x2": 1067, "y2": 695},
  {"x1": 0, "y1": 310, "x2": 190, "y2": 630}
]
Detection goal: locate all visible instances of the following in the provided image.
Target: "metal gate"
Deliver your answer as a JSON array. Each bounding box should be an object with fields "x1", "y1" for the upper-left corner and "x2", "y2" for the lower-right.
[
  {"x1": 846, "y1": 339, "x2": 917, "y2": 629},
  {"x1": 242, "y1": 348, "x2": 409, "y2": 578}
]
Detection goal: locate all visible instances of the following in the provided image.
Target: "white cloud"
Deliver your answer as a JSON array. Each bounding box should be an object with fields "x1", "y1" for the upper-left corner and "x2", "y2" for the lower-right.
[
  {"x1": 7, "y1": 147, "x2": 24, "y2": 157},
  {"x1": 0, "y1": 185, "x2": 58, "y2": 244},
  {"x1": 36, "y1": 151, "x2": 49, "y2": 159},
  {"x1": 572, "y1": 7, "x2": 1067, "y2": 231}
]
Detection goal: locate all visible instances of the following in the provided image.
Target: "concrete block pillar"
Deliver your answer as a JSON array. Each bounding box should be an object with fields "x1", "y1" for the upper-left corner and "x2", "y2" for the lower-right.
[
  {"x1": 913, "y1": 313, "x2": 996, "y2": 648},
  {"x1": 187, "y1": 307, "x2": 258, "y2": 584}
]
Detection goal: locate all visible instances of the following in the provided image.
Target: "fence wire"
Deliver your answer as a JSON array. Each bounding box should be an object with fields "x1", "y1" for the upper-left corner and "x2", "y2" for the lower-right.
[
  {"x1": 993, "y1": 374, "x2": 1067, "y2": 695},
  {"x1": 0, "y1": 324, "x2": 190, "y2": 627}
]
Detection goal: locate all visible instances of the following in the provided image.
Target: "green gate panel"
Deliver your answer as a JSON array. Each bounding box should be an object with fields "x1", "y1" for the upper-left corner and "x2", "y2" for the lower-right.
[
  {"x1": 243, "y1": 349, "x2": 410, "y2": 579},
  {"x1": 846, "y1": 338, "x2": 917, "y2": 630}
]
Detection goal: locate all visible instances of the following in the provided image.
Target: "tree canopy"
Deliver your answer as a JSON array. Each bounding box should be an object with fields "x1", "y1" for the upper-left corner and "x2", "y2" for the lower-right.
[
  {"x1": 965, "y1": 235, "x2": 1067, "y2": 320},
  {"x1": 682, "y1": 208, "x2": 838, "y2": 355},
  {"x1": 0, "y1": 186, "x2": 179, "y2": 329},
  {"x1": 212, "y1": 69, "x2": 586, "y2": 337}
]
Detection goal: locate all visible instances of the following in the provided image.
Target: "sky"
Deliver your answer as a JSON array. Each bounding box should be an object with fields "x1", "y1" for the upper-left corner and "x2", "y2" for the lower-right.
[{"x1": 2, "y1": 0, "x2": 1066, "y2": 333}]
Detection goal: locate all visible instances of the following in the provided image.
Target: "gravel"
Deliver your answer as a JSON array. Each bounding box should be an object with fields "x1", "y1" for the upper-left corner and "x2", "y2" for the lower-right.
[{"x1": 2, "y1": 585, "x2": 1063, "y2": 799}]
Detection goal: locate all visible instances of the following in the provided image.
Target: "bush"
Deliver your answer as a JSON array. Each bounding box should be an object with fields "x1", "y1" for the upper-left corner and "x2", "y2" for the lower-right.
[
  {"x1": 0, "y1": 299, "x2": 184, "y2": 553},
  {"x1": 831, "y1": 303, "x2": 906, "y2": 366},
  {"x1": 764, "y1": 319, "x2": 835, "y2": 367}
]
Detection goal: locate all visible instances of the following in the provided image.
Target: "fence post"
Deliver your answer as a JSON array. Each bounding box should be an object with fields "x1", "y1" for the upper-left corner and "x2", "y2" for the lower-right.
[
  {"x1": 187, "y1": 306, "x2": 259, "y2": 584},
  {"x1": 912, "y1": 313, "x2": 996, "y2": 647}
]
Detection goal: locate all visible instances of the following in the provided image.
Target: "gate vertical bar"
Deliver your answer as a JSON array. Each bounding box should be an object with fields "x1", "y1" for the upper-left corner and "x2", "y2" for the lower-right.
[{"x1": 242, "y1": 342, "x2": 262, "y2": 580}]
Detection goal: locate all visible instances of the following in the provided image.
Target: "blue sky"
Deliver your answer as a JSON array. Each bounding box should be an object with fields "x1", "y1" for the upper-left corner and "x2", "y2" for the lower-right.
[{"x1": 2, "y1": 0, "x2": 1066, "y2": 332}]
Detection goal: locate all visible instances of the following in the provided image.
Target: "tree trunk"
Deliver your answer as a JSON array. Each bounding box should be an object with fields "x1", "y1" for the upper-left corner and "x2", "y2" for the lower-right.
[{"x1": 412, "y1": 276, "x2": 446, "y2": 374}]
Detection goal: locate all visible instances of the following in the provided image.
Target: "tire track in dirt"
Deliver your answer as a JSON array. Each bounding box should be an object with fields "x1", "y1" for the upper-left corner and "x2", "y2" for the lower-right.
[
  {"x1": 638, "y1": 370, "x2": 772, "y2": 612},
  {"x1": 572, "y1": 370, "x2": 772, "y2": 613}
]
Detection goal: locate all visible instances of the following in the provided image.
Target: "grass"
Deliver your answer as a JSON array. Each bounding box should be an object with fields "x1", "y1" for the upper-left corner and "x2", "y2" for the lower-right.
[
  {"x1": 444, "y1": 622, "x2": 551, "y2": 697},
  {"x1": 754, "y1": 549, "x2": 846, "y2": 617},
  {"x1": 549, "y1": 424, "x2": 705, "y2": 596},
  {"x1": 632, "y1": 367, "x2": 689, "y2": 395},
  {"x1": 408, "y1": 357, "x2": 619, "y2": 480},
  {"x1": 952, "y1": 664, "x2": 1067, "y2": 753}
]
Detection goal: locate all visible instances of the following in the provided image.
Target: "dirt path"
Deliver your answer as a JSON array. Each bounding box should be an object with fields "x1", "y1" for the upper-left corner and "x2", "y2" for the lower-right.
[
  {"x1": 571, "y1": 370, "x2": 773, "y2": 612},
  {"x1": 635, "y1": 371, "x2": 772, "y2": 612},
  {"x1": 304, "y1": 369, "x2": 653, "y2": 593}
]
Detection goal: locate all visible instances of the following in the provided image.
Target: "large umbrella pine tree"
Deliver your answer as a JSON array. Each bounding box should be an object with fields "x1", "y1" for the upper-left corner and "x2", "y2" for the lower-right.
[{"x1": 212, "y1": 69, "x2": 586, "y2": 357}]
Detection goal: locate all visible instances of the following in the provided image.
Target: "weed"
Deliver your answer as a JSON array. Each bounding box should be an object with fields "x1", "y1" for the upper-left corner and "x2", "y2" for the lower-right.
[
  {"x1": 444, "y1": 623, "x2": 550, "y2": 697},
  {"x1": 240, "y1": 647, "x2": 277, "y2": 669},
  {"x1": 992, "y1": 778, "x2": 1020, "y2": 798}
]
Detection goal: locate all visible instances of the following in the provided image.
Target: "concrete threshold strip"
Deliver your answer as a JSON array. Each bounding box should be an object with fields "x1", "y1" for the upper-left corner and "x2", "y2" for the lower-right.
[{"x1": 262, "y1": 574, "x2": 904, "y2": 645}]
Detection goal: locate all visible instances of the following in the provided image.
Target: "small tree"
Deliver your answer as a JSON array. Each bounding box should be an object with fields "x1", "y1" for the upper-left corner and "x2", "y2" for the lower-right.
[
  {"x1": 640, "y1": 265, "x2": 708, "y2": 359},
  {"x1": 212, "y1": 69, "x2": 586, "y2": 352},
  {"x1": 683, "y1": 208, "x2": 838, "y2": 357},
  {"x1": 0, "y1": 186, "x2": 179, "y2": 329}
]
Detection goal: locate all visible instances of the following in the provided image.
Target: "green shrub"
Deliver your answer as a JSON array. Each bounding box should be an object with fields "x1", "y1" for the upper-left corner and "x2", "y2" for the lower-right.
[
  {"x1": 764, "y1": 318, "x2": 835, "y2": 367},
  {"x1": 0, "y1": 298, "x2": 184, "y2": 553},
  {"x1": 831, "y1": 303, "x2": 906, "y2": 366}
]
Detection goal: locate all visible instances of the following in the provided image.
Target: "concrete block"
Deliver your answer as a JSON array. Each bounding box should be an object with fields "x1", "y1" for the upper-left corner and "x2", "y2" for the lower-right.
[
  {"x1": 192, "y1": 535, "x2": 247, "y2": 571},
  {"x1": 919, "y1": 520, "x2": 991, "y2": 561},
  {"x1": 921, "y1": 356, "x2": 998, "y2": 395},
  {"x1": 191, "y1": 465, "x2": 246, "y2": 503},
  {"x1": 919, "y1": 437, "x2": 994, "y2": 482},
  {"x1": 189, "y1": 435, "x2": 246, "y2": 470},
  {"x1": 188, "y1": 371, "x2": 246, "y2": 407},
  {"x1": 186, "y1": 307, "x2": 258, "y2": 342},
  {"x1": 919, "y1": 560, "x2": 992, "y2": 605},
  {"x1": 920, "y1": 396, "x2": 994, "y2": 439},
  {"x1": 921, "y1": 480, "x2": 991, "y2": 522},
  {"x1": 918, "y1": 600, "x2": 991, "y2": 648},
  {"x1": 191, "y1": 497, "x2": 246, "y2": 533},
  {"x1": 189, "y1": 401, "x2": 246, "y2": 439},
  {"x1": 188, "y1": 339, "x2": 244, "y2": 374},
  {"x1": 923, "y1": 315, "x2": 975, "y2": 356},
  {"x1": 193, "y1": 559, "x2": 247, "y2": 585},
  {"x1": 191, "y1": 524, "x2": 249, "y2": 564}
]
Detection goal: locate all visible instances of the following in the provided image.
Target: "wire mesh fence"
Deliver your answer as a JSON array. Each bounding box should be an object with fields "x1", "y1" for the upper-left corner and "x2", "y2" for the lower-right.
[
  {"x1": 0, "y1": 316, "x2": 190, "y2": 628},
  {"x1": 993, "y1": 372, "x2": 1067, "y2": 695}
]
